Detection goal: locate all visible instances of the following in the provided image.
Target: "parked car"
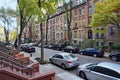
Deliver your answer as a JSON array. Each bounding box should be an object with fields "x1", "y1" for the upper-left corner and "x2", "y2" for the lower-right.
[
  {"x1": 78, "y1": 62, "x2": 120, "y2": 80},
  {"x1": 62, "y1": 46, "x2": 79, "y2": 53},
  {"x1": 109, "y1": 51, "x2": 120, "y2": 61},
  {"x1": 52, "y1": 44, "x2": 65, "y2": 51},
  {"x1": 79, "y1": 48, "x2": 104, "y2": 57},
  {"x1": 44, "y1": 44, "x2": 54, "y2": 49},
  {"x1": 29, "y1": 42, "x2": 37, "y2": 46},
  {"x1": 49, "y1": 53, "x2": 79, "y2": 69},
  {"x1": 20, "y1": 44, "x2": 35, "y2": 53}
]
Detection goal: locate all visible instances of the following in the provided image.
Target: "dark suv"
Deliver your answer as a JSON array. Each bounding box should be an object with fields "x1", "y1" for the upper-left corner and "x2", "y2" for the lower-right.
[
  {"x1": 20, "y1": 44, "x2": 35, "y2": 53},
  {"x1": 52, "y1": 44, "x2": 65, "y2": 51},
  {"x1": 109, "y1": 51, "x2": 120, "y2": 61}
]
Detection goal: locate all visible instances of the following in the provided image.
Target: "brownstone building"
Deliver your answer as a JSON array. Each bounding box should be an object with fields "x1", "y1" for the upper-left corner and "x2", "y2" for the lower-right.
[{"x1": 23, "y1": 0, "x2": 120, "y2": 49}]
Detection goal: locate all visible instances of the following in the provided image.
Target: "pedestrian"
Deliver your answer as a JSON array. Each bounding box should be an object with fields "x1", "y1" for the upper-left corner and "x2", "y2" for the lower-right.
[{"x1": 30, "y1": 53, "x2": 32, "y2": 57}]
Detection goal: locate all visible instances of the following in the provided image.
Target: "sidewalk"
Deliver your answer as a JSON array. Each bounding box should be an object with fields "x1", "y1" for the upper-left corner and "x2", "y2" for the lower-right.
[
  {"x1": 23, "y1": 52, "x2": 83, "y2": 80},
  {"x1": 40, "y1": 64, "x2": 83, "y2": 80}
]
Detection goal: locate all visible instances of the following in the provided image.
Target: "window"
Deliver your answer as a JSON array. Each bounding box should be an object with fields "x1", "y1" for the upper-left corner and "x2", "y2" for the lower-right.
[
  {"x1": 81, "y1": 8, "x2": 85, "y2": 16},
  {"x1": 88, "y1": 29, "x2": 92, "y2": 39},
  {"x1": 96, "y1": 41, "x2": 99, "y2": 46},
  {"x1": 74, "y1": 31, "x2": 77, "y2": 38},
  {"x1": 53, "y1": 19, "x2": 55, "y2": 24},
  {"x1": 109, "y1": 42, "x2": 113, "y2": 46},
  {"x1": 101, "y1": 42, "x2": 104, "y2": 46},
  {"x1": 89, "y1": 66, "x2": 120, "y2": 79},
  {"x1": 82, "y1": 18, "x2": 85, "y2": 26},
  {"x1": 90, "y1": 66, "x2": 103, "y2": 73},
  {"x1": 64, "y1": 54, "x2": 76, "y2": 60},
  {"x1": 88, "y1": 6, "x2": 92, "y2": 15},
  {"x1": 54, "y1": 54, "x2": 63, "y2": 59},
  {"x1": 109, "y1": 27, "x2": 115, "y2": 36},
  {"x1": 79, "y1": 9, "x2": 81, "y2": 15},
  {"x1": 74, "y1": 40, "x2": 77, "y2": 45},
  {"x1": 79, "y1": 30, "x2": 82, "y2": 38},
  {"x1": 88, "y1": 17, "x2": 92, "y2": 24},
  {"x1": 100, "y1": 33, "x2": 105, "y2": 39},
  {"x1": 79, "y1": 41, "x2": 82, "y2": 46},
  {"x1": 60, "y1": 16, "x2": 62, "y2": 22},
  {"x1": 75, "y1": 10, "x2": 77, "y2": 16},
  {"x1": 96, "y1": 33, "x2": 99, "y2": 39},
  {"x1": 75, "y1": 22, "x2": 77, "y2": 27}
]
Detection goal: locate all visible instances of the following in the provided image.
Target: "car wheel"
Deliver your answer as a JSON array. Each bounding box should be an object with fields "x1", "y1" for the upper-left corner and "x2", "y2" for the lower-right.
[
  {"x1": 27, "y1": 50, "x2": 30, "y2": 53},
  {"x1": 93, "y1": 54, "x2": 97, "y2": 57},
  {"x1": 61, "y1": 64, "x2": 66, "y2": 70},
  {"x1": 80, "y1": 52, "x2": 83, "y2": 55},
  {"x1": 57, "y1": 48, "x2": 59, "y2": 51},
  {"x1": 49, "y1": 59, "x2": 53, "y2": 63},
  {"x1": 25, "y1": 49, "x2": 27, "y2": 52},
  {"x1": 79, "y1": 71, "x2": 87, "y2": 80},
  {"x1": 111, "y1": 56, "x2": 117, "y2": 61},
  {"x1": 70, "y1": 50, "x2": 73, "y2": 53}
]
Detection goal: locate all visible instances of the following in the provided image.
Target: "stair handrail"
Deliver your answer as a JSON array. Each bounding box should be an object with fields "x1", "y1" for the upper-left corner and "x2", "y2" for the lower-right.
[
  {"x1": 0, "y1": 56, "x2": 34, "y2": 77},
  {"x1": 0, "y1": 50, "x2": 23, "y2": 64}
]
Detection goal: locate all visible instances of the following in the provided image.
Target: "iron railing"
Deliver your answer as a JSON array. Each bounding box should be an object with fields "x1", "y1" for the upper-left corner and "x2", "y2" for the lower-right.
[
  {"x1": 0, "y1": 56, "x2": 33, "y2": 77},
  {"x1": 0, "y1": 50, "x2": 23, "y2": 64}
]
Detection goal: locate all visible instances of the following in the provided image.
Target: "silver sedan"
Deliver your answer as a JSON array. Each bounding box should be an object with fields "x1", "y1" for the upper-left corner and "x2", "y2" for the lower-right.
[
  {"x1": 78, "y1": 62, "x2": 120, "y2": 80},
  {"x1": 49, "y1": 53, "x2": 79, "y2": 69}
]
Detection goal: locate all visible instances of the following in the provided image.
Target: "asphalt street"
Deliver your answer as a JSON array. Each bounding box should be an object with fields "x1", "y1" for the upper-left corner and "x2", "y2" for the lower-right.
[{"x1": 30, "y1": 47, "x2": 120, "y2": 77}]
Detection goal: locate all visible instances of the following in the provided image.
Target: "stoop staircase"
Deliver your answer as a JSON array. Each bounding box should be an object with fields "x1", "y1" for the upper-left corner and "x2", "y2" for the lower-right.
[{"x1": 0, "y1": 43, "x2": 56, "y2": 80}]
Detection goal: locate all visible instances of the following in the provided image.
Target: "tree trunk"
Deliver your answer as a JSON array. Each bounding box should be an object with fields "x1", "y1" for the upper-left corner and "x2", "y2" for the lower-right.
[
  {"x1": 17, "y1": 10, "x2": 24, "y2": 50},
  {"x1": 65, "y1": 0, "x2": 72, "y2": 45},
  {"x1": 4, "y1": 28, "x2": 9, "y2": 44},
  {"x1": 45, "y1": 15, "x2": 49, "y2": 44},
  {"x1": 14, "y1": 38, "x2": 18, "y2": 48},
  {"x1": 29, "y1": 23, "x2": 32, "y2": 42},
  {"x1": 40, "y1": 22, "x2": 44, "y2": 61},
  {"x1": 18, "y1": 29, "x2": 23, "y2": 50}
]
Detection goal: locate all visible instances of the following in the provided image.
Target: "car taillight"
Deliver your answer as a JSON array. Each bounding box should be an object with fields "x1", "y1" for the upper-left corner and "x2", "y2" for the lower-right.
[
  {"x1": 67, "y1": 61, "x2": 72, "y2": 63},
  {"x1": 100, "y1": 51, "x2": 104, "y2": 54}
]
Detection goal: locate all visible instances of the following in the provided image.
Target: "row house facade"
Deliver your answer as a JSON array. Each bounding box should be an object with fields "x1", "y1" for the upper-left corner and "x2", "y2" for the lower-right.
[
  {"x1": 23, "y1": 0, "x2": 120, "y2": 48},
  {"x1": 87, "y1": 0, "x2": 120, "y2": 47},
  {"x1": 72, "y1": 2, "x2": 88, "y2": 46},
  {"x1": 41, "y1": 0, "x2": 88, "y2": 45}
]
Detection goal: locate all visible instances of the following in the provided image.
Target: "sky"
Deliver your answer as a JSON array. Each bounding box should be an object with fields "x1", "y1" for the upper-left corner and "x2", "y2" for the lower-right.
[
  {"x1": 0, "y1": 0, "x2": 17, "y2": 31},
  {"x1": 0, "y1": 0, "x2": 17, "y2": 10}
]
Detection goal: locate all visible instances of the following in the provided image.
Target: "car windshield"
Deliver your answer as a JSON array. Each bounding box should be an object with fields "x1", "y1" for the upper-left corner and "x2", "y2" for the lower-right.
[
  {"x1": 67, "y1": 46, "x2": 73, "y2": 49},
  {"x1": 111, "y1": 52, "x2": 120, "y2": 54},
  {"x1": 23, "y1": 45, "x2": 33, "y2": 48},
  {"x1": 29, "y1": 45, "x2": 33, "y2": 47},
  {"x1": 64, "y1": 54, "x2": 76, "y2": 60},
  {"x1": 86, "y1": 63, "x2": 97, "y2": 69},
  {"x1": 86, "y1": 48, "x2": 96, "y2": 50}
]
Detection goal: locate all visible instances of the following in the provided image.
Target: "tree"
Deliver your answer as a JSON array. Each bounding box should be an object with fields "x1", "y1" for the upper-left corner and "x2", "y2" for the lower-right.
[
  {"x1": 17, "y1": 0, "x2": 57, "y2": 61},
  {"x1": 26, "y1": 16, "x2": 36, "y2": 42},
  {"x1": 90, "y1": 0, "x2": 120, "y2": 33},
  {"x1": 0, "y1": 7, "x2": 15, "y2": 44},
  {"x1": 17, "y1": 0, "x2": 32, "y2": 49},
  {"x1": 36, "y1": 0, "x2": 58, "y2": 61},
  {"x1": 64, "y1": 0, "x2": 72, "y2": 45}
]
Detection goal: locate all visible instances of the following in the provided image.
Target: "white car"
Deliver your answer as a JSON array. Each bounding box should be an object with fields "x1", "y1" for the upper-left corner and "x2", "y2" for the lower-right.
[
  {"x1": 49, "y1": 53, "x2": 79, "y2": 69},
  {"x1": 78, "y1": 62, "x2": 120, "y2": 80}
]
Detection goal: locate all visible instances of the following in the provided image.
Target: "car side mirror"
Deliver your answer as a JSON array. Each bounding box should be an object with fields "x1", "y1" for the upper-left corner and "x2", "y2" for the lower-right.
[{"x1": 87, "y1": 68, "x2": 91, "y2": 72}]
